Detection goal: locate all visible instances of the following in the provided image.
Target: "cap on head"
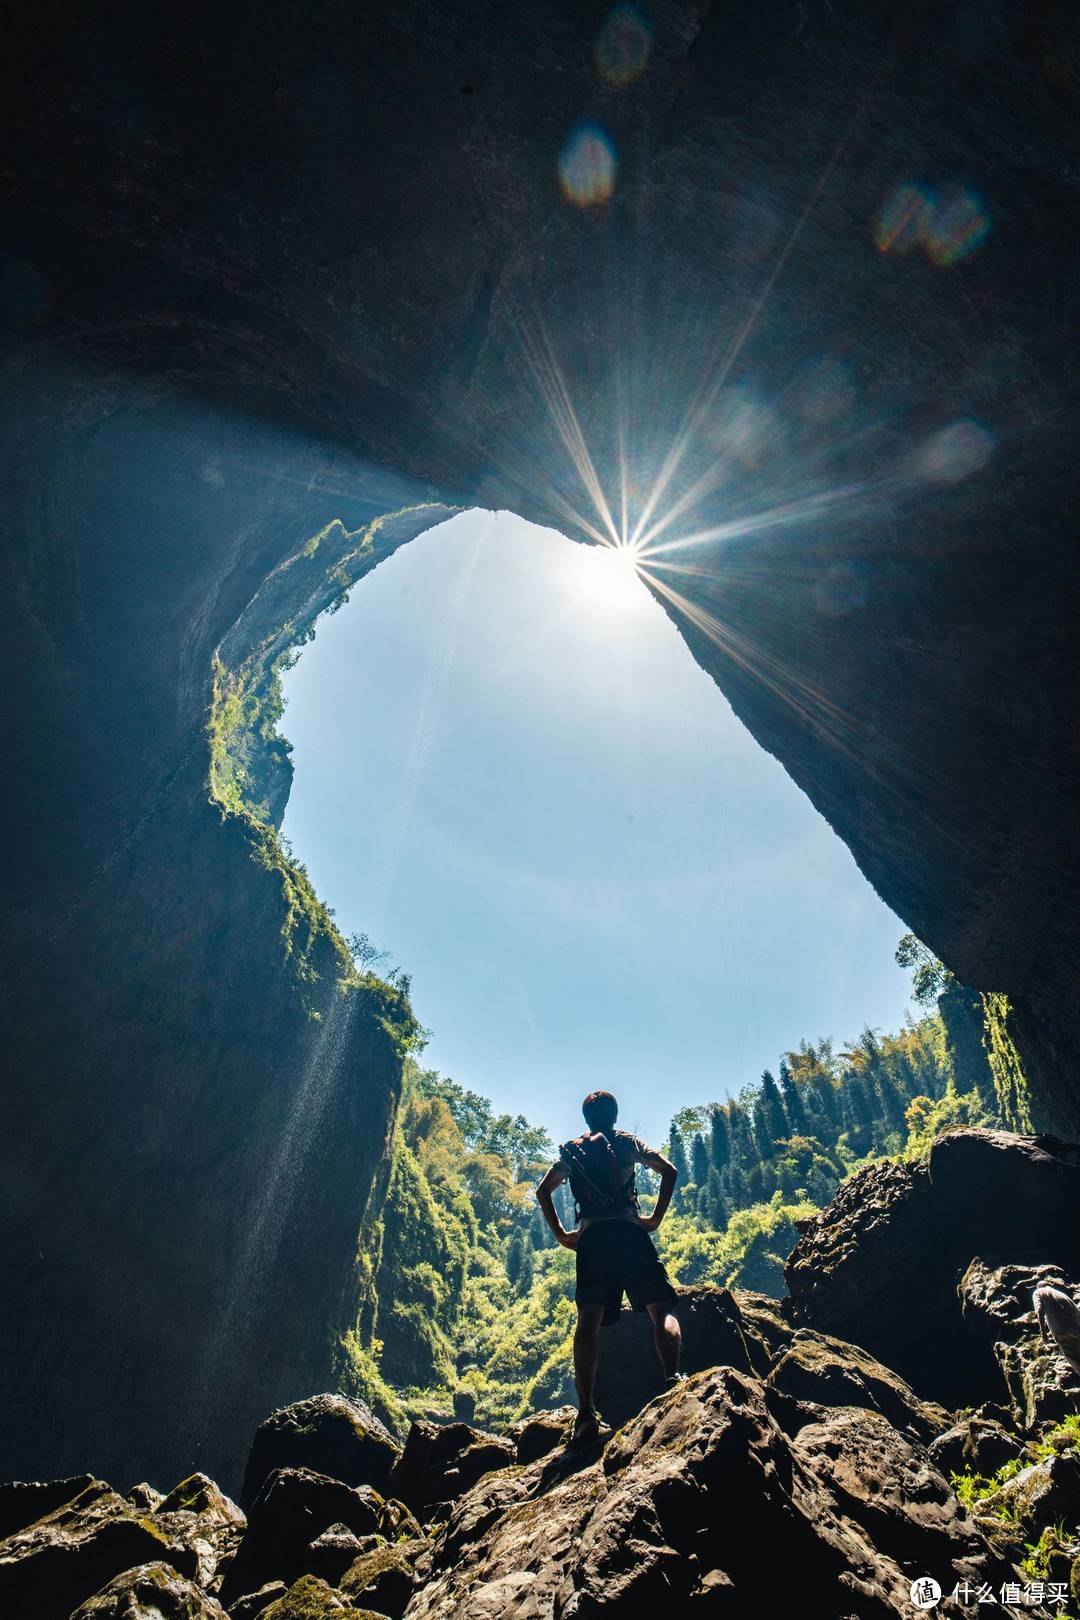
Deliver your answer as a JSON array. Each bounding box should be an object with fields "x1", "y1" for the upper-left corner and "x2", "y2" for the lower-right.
[{"x1": 582, "y1": 1090, "x2": 618, "y2": 1132}]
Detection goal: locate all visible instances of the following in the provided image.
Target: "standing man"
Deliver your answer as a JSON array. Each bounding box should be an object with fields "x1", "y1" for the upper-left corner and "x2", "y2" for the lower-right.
[{"x1": 535, "y1": 1089, "x2": 683, "y2": 1444}]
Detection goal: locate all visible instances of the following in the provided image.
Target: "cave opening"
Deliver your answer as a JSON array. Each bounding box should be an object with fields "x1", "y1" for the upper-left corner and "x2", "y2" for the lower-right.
[{"x1": 274, "y1": 505, "x2": 915, "y2": 1151}]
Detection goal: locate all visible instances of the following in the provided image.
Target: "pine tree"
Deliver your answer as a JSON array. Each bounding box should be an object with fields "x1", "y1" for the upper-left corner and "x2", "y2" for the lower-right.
[
  {"x1": 778, "y1": 1059, "x2": 808, "y2": 1133},
  {"x1": 704, "y1": 1166, "x2": 727, "y2": 1228},
  {"x1": 668, "y1": 1126, "x2": 689, "y2": 1207},
  {"x1": 506, "y1": 1227, "x2": 529, "y2": 1290},
  {"x1": 691, "y1": 1132, "x2": 710, "y2": 1189},
  {"x1": 754, "y1": 1069, "x2": 789, "y2": 1157},
  {"x1": 709, "y1": 1105, "x2": 731, "y2": 1171}
]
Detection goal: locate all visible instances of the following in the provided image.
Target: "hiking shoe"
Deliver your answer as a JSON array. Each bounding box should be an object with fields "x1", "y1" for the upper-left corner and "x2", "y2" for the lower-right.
[
  {"x1": 570, "y1": 1406, "x2": 602, "y2": 1445},
  {"x1": 664, "y1": 1372, "x2": 688, "y2": 1389}
]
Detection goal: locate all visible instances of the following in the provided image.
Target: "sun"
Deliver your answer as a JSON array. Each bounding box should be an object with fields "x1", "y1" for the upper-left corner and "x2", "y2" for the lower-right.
[{"x1": 572, "y1": 540, "x2": 647, "y2": 615}]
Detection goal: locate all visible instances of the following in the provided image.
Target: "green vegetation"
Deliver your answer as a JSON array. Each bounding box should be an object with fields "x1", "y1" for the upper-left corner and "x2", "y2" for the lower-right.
[{"x1": 337, "y1": 936, "x2": 1015, "y2": 1432}]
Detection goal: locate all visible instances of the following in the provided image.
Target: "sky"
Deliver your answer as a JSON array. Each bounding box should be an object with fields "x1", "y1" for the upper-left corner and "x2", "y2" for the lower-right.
[{"x1": 280, "y1": 509, "x2": 915, "y2": 1151}]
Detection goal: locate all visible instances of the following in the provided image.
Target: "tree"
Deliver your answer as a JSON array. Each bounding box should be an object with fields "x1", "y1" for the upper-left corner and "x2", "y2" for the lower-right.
[
  {"x1": 778, "y1": 1059, "x2": 808, "y2": 1134},
  {"x1": 506, "y1": 1228, "x2": 533, "y2": 1293},
  {"x1": 895, "y1": 934, "x2": 952, "y2": 1007},
  {"x1": 754, "y1": 1070, "x2": 789, "y2": 1157},
  {"x1": 709, "y1": 1105, "x2": 731, "y2": 1172},
  {"x1": 691, "y1": 1133, "x2": 710, "y2": 1188}
]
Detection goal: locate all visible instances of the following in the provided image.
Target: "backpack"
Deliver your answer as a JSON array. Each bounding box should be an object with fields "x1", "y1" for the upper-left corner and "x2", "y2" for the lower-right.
[{"x1": 559, "y1": 1131, "x2": 631, "y2": 1221}]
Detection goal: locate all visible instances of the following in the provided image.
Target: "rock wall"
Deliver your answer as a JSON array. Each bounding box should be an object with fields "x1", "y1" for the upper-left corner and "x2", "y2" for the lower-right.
[{"x1": 3, "y1": 0, "x2": 1080, "y2": 1486}]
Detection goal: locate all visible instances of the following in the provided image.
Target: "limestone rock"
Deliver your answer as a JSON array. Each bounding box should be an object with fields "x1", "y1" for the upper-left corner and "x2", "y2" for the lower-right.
[
  {"x1": 786, "y1": 1131, "x2": 1080, "y2": 1409},
  {"x1": 982, "y1": 1453, "x2": 1080, "y2": 1534},
  {"x1": 766, "y1": 1328, "x2": 951, "y2": 1443},
  {"x1": 928, "y1": 1419, "x2": 1024, "y2": 1480},
  {"x1": 128, "y1": 1483, "x2": 166, "y2": 1513},
  {"x1": 153, "y1": 1472, "x2": 247, "y2": 1589},
  {"x1": 241, "y1": 1397, "x2": 400, "y2": 1509},
  {"x1": 0, "y1": 1478, "x2": 198, "y2": 1620},
  {"x1": 388, "y1": 1423, "x2": 515, "y2": 1518},
  {"x1": 305, "y1": 1524, "x2": 379, "y2": 1587},
  {"x1": 70, "y1": 1560, "x2": 228, "y2": 1619},
  {"x1": 220, "y1": 1469, "x2": 386, "y2": 1606},
  {"x1": 340, "y1": 1539, "x2": 426, "y2": 1618},
  {"x1": 502, "y1": 1408, "x2": 576, "y2": 1465},
  {"x1": 592, "y1": 1284, "x2": 760, "y2": 1431},
  {"x1": 0, "y1": 1474, "x2": 99, "y2": 1540},
  {"x1": 402, "y1": 1367, "x2": 1050, "y2": 1618},
  {"x1": 226, "y1": 1582, "x2": 288, "y2": 1620},
  {"x1": 260, "y1": 1573, "x2": 391, "y2": 1619},
  {"x1": 960, "y1": 1258, "x2": 1080, "y2": 1431}
]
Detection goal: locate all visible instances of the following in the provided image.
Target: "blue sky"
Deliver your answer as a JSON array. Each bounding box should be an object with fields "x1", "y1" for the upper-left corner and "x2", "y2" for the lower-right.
[{"x1": 280, "y1": 509, "x2": 914, "y2": 1151}]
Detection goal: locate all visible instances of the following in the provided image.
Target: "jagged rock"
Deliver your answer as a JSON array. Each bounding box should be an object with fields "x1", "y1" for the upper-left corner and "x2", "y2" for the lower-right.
[
  {"x1": 502, "y1": 1408, "x2": 576, "y2": 1465},
  {"x1": 592, "y1": 1284, "x2": 761, "y2": 1431},
  {"x1": 220, "y1": 1469, "x2": 386, "y2": 1606},
  {"x1": 70, "y1": 1560, "x2": 228, "y2": 1618},
  {"x1": 227, "y1": 1582, "x2": 288, "y2": 1620},
  {"x1": 766, "y1": 1328, "x2": 951, "y2": 1443},
  {"x1": 960, "y1": 1258, "x2": 1080, "y2": 1431},
  {"x1": 731, "y1": 1287, "x2": 798, "y2": 1370},
  {"x1": 0, "y1": 1477, "x2": 198, "y2": 1620},
  {"x1": 402, "y1": 1367, "x2": 1051, "y2": 1618},
  {"x1": 305, "y1": 1525, "x2": 379, "y2": 1586},
  {"x1": 340, "y1": 1539, "x2": 426, "y2": 1617},
  {"x1": 241, "y1": 1397, "x2": 400, "y2": 1509},
  {"x1": 259, "y1": 1573, "x2": 391, "y2": 1618},
  {"x1": 982, "y1": 1453, "x2": 1080, "y2": 1533},
  {"x1": 0, "y1": 1474, "x2": 98, "y2": 1539},
  {"x1": 128, "y1": 1483, "x2": 166, "y2": 1513},
  {"x1": 387, "y1": 1423, "x2": 515, "y2": 1517},
  {"x1": 928, "y1": 1419, "x2": 1024, "y2": 1480},
  {"x1": 153, "y1": 1472, "x2": 247, "y2": 1589},
  {"x1": 786, "y1": 1130, "x2": 1080, "y2": 1409}
]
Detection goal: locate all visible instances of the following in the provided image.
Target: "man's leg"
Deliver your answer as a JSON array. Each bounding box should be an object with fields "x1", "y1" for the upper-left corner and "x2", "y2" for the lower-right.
[
  {"x1": 573, "y1": 1302, "x2": 605, "y2": 1411},
  {"x1": 646, "y1": 1299, "x2": 682, "y2": 1377}
]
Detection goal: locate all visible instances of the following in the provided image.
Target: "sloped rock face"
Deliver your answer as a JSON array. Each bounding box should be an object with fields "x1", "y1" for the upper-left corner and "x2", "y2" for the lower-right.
[
  {"x1": 0, "y1": 1479, "x2": 198, "y2": 1620},
  {"x1": 388, "y1": 1422, "x2": 516, "y2": 1519},
  {"x1": 786, "y1": 1130, "x2": 1080, "y2": 1409},
  {"x1": 70, "y1": 1561, "x2": 228, "y2": 1620},
  {"x1": 241, "y1": 1398, "x2": 400, "y2": 1509},
  {"x1": 403, "y1": 1369, "x2": 1048, "y2": 1619},
  {"x1": 959, "y1": 1260, "x2": 1080, "y2": 1432},
  {"x1": 219, "y1": 1469, "x2": 388, "y2": 1606}
]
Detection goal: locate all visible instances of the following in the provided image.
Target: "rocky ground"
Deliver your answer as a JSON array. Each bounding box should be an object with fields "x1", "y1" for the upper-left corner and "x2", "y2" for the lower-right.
[{"x1": 3, "y1": 1132, "x2": 1079, "y2": 1618}]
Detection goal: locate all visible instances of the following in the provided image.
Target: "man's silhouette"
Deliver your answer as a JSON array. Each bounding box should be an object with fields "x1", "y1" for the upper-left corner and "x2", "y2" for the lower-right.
[{"x1": 535, "y1": 1089, "x2": 682, "y2": 1443}]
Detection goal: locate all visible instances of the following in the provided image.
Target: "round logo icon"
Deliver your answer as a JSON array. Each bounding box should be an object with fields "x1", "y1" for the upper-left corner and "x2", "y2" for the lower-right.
[{"x1": 910, "y1": 1577, "x2": 942, "y2": 1610}]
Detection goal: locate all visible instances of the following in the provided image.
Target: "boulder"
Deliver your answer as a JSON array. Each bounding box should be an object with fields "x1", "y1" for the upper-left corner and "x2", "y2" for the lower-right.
[
  {"x1": 241, "y1": 1397, "x2": 400, "y2": 1509},
  {"x1": 340, "y1": 1539, "x2": 426, "y2": 1618},
  {"x1": 592, "y1": 1284, "x2": 761, "y2": 1431},
  {"x1": 401, "y1": 1367, "x2": 1053, "y2": 1618},
  {"x1": 259, "y1": 1574, "x2": 391, "y2": 1619},
  {"x1": 928, "y1": 1419, "x2": 1025, "y2": 1480},
  {"x1": 785, "y1": 1130, "x2": 1080, "y2": 1410},
  {"x1": 226, "y1": 1582, "x2": 287, "y2": 1620},
  {"x1": 960, "y1": 1258, "x2": 1080, "y2": 1431},
  {"x1": 0, "y1": 1478, "x2": 198, "y2": 1620},
  {"x1": 153, "y1": 1472, "x2": 247, "y2": 1589},
  {"x1": 982, "y1": 1453, "x2": 1080, "y2": 1534},
  {"x1": 220, "y1": 1469, "x2": 386, "y2": 1606},
  {"x1": 70, "y1": 1560, "x2": 228, "y2": 1619},
  {"x1": 305, "y1": 1524, "x2": 379, "y2": 1587},
  {"x1": 0, "y1": 1474, "x2": 98, "y2": 1540},
  {"x1": 128, "y1": 1483, "x2": 166, "y2": 1513},
  {"x1": 502, "y1": 1408, "x2": 576, "y2": 1465},
  {"x1": 387, "y1": 1423, "x2": 515, "y2": 1518},
  {"x1": 766, "y1": 1328, "x2": 951, "y2": 1443}
]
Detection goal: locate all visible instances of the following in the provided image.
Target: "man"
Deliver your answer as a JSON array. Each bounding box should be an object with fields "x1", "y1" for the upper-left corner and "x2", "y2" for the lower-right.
[{"x1": 535, "y1": 1089, "x2": 683, "y2": 1444}]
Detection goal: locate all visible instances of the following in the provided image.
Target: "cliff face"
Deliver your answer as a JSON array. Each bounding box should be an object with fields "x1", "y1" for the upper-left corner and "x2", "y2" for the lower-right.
[{"x1": 3, "y1": 0, "x2": 1080, "y2": 1486}]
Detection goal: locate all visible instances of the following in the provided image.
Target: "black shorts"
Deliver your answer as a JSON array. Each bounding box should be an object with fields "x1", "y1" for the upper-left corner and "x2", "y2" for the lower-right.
[{"x1": 574, "y1": 1218, "x2": 678, "y2": 1326}]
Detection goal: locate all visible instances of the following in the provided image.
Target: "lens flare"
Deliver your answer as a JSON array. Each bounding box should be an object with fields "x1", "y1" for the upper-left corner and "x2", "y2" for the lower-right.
[
  {"x1": 919, "y1": 420, "x2": 995, "y2": 483},
  {"x1": 594, "y1": 5, "x2": 652, "y2": 88},
  {"x1": 559, "y1": 123, "x2": 617, "y2": 207},
  {"x1": 876, "y1": 181, "x2": 990, "y2": 268}
]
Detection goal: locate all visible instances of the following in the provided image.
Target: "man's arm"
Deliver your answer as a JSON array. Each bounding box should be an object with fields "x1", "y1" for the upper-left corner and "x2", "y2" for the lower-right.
[
  {"x1": 535, "y1": 1163, "x2": 579, "y2": 1248},
  {"x1": 637, "y1": 1149, "x2": 678, "y2": 1232}
]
